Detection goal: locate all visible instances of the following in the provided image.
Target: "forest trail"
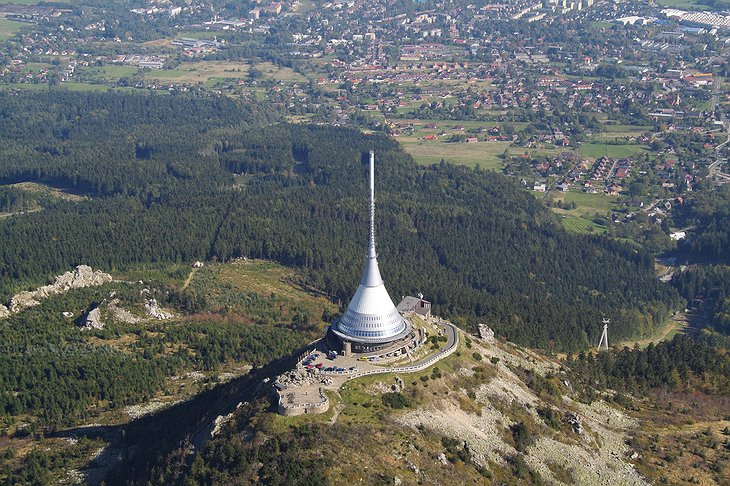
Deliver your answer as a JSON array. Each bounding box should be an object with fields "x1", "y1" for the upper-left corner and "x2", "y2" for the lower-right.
[{"x1": 181, "y1": 268, "x2": 198, "y2": 290}]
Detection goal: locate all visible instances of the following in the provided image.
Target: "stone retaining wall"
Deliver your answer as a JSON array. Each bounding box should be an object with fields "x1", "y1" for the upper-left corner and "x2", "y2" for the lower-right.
[{"x1": 278, "y1": 387, "x2": 329, "y2": 417}]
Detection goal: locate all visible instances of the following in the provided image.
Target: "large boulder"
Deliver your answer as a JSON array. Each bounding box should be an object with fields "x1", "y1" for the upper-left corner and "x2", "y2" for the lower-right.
[{"x1": 81, "y1": 307, "x2": 104, "y2": 330}]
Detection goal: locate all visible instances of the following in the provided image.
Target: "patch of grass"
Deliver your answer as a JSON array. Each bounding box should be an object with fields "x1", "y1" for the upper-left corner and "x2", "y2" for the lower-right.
[
  {"x1": 560, "y1": 215, "x2": 608, "y2": 234},
  {"x1": 578, "y1": 142, "x2": 648, "y2": 159},
  {"x1": 655, "y1": 0, "x2": 712, "y2": 10},
  {"x1": 77, "y1": 64, "x2": 139, "y2": 82},
  {"x1": 562, "y1": 191, "x2": 616, "y2": 213},
  {"x1": 185, "y1": 259, "x2": 337, "y2": 331},
  {"x1": 0, "y1": 19, "x2": 26, "y2": 40},
  {"x1": 401, "y1": 139, "x2": 509, "y2": 170},
  {"x1": 0, "y1": 82, "x2": 50, "y2": 92},
  {"x1": 145, "y1": 60, "x2": 305, "y2": 85},
  {"x1": 59, "y1": 82, "x2": 112, "y2": 92},
  {"x1": 5, "y1": 181, "x2": 88, "y2": 202}
]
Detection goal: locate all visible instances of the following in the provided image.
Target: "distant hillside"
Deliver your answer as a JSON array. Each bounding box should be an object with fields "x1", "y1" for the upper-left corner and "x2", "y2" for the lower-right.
[{"x1": 0, "y1": 91, "x2": 679, "y2": 351}]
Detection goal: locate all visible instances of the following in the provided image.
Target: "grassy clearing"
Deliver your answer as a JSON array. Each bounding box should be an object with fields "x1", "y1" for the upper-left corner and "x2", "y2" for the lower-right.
[
  {"x1": 0, "y1": 82, "x2": 50, "y2": 91},
  {"x1": 655, "y1": 0, "x2": 711, "y2": 10},
  {"x1": 149, "y1": 61, "x2": 248, "y2": 83},
  {"x1": 59, "y1": 82, "x2": 113, "y2": 92},
  {"x1": 578, "y1": 142, "x2": 648, "y2": 159},
  {"x1": 255, "y1": 61, "x2": 308, "y2": 82},
  {"x1": 5, "y1": 181, "x2": 88, "y2": 202},
  {"x1": 190, "y1": 259, "x2": 337, "y2": 328},
  {"x1": 77, "y1": 64, "x2": 139, "y2": 81},
  {"x1": 594, "y1": 124, "x2": 652, "y2": 141},
  {"x1": 560, "y1": 191, "x2": 617, "y2": 213},
  {"x1": 145, "y1": 60, "x2": 306, "y2": 85},
  {"x1": 400, "y1": 138, "x2": 509, "y2": 170},
  {"x1": 507, "y1": 145, "x2": 574, "y2": 158},
  {"x1": 614, "y1": 317, "x2": 688, "y2": 349},
  {"x1": 560, "y1": 215, "x2": 608, "y2": 234},
  {"x1": 0, "y1": 19, "x2": 26, "y2": 40}
]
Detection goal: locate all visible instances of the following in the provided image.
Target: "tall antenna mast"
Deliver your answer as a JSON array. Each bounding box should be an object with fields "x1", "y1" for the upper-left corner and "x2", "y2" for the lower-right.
[
  {"x1": 597, "y1": 318, "x2": 609, "y2": 351},
  {"x1": 368, "y1": 150, "x2": 376, "y2": 259}
]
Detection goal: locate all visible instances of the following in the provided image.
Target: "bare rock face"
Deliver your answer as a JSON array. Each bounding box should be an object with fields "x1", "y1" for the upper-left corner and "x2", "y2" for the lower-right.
[
  {"x1": 7, "y1": 265, "x2": 113, "y2": 314},
  {"x1": 82, "y1": 307, "x2": 104, "y2": 330},
  {"x1": 0, "y1": 304, "x2": 9, "y2": 319},
  {"x1": 478, "y1": 324, "x2": 495, "y2": 342}
]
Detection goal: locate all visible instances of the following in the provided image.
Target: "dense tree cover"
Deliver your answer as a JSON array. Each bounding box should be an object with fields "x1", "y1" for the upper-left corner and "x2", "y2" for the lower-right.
[
  {"x1": 0, "y1": 91, "x2": 679, "y2": 353},
  {"x1": 567, "y1": 334, "x2": 730, "y2": 397},
  {"x1": 0, "y1": 186, "x2": 45, "y2": 213},
  {"x1": 188, "y1": 421, "x2": 328, "y2": 486},
  {"x1": 0, "y1": 282, "x2": 310, "y2": 426},
  {"x1": 672, "y1": 265, "x2": 730, "y2": 335},
  {"x1": 675, "y1": 185, "x2": 730, "y2": 263},
  {"x1": 2, "y1": 438, "x2": 102, "y2": 485},
  {"x1": 0, "y1": 91, "x2": 277, "y2": 199}
]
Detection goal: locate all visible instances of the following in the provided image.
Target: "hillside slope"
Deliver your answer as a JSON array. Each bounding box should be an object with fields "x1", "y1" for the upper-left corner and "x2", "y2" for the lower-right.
[
  {"x1": 0, "y1": 92, "x2": 679, "y2": 351},
  {"x1": 175, "y1": 332, "x2": 668, "y2": 485}
]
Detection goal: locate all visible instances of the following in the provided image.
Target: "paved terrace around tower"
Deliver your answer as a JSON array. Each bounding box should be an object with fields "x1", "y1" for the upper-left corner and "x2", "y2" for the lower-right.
[{"x1": 276, "y1": 314, "x2": 459, "y2": 416}]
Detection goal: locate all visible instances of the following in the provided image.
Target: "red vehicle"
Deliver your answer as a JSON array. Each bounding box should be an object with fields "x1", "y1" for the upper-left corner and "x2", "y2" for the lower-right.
[{"x1": 315, "y1": 363, "x2": 323, "y2": 369}]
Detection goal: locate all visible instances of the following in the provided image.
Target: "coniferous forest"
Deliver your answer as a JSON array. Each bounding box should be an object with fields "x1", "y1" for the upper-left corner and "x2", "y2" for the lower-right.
[{"x1": 0, "y1": 91, "x2": 680, "y2": 353}]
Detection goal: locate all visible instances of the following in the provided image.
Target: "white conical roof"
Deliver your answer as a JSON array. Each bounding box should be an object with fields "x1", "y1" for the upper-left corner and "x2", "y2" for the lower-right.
[{"x1": 333, "y1": 151, "x2": 411, "y2": 344}]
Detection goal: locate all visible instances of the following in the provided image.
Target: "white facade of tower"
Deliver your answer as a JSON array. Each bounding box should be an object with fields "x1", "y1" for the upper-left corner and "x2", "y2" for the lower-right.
[{"x1": 331, "y1": 151, "x2": 412, "y2": 345}]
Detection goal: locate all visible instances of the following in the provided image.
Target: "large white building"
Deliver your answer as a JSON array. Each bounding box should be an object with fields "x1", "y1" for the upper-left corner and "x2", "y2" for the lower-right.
[{"x1": 329, "y1": 151, "x2": 412, "y2": 354}]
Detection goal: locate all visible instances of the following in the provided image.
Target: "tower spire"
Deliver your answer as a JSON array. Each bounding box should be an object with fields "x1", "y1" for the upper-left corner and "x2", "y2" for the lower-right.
[{"x1": 369, "y1": 150, "x2": 376, "y2": 259}]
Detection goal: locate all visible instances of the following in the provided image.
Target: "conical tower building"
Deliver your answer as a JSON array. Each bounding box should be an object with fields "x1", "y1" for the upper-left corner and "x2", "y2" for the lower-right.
[{"x1": 330, "y1": 151, "x2": 412, "y2": 353}]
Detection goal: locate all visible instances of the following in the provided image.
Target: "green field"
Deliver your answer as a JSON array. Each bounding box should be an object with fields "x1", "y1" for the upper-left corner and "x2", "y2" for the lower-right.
[
  {"x1": 593, "y1": 124, "x2": 653, "y2": 141},
  {"x1": 552, "y1": 191, "x2": 616, "y2": 232},
  {"x1": 655, "y1": 0, "x2": 711, "y2": 10},
  {"x1": 0, "y1": 82, "x2": 50, "y2": 91},
  {"x1": 560, "y1": 215, "x2": 608, "y2": 234},
  {"x1": 578, "y1": 142, "x2": 648, "y2": 159},
  {"x1": 0, "y1": 19, "x2": 26, "y2": 40},
  {"x1": 77, "y1": 64, "x2": 139, "y2": 82},
  {"x1": 562, "y1": 191, "x2": 617, "y2": 213},
  {"x1": 59, "y1": 82, "x2": 113, "y2": 92},
  {"x1": 400, "y1": 139, "x2": 509, "y2": 170}
]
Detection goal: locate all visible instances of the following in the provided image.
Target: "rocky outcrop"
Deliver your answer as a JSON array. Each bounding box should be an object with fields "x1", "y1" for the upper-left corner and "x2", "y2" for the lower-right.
[
  {"x1": 6, "y1": 265, "x2": 113, "y2": 315},
  {"x1": 0, "y1": 304, "x2": 9, "y2": 319},
  {"x1": 478, "y1": 323, "x2": 495, "y2": 342},
  {"x1": 82, "y1": 307, "x2": 104, "y2": 330},
  {"x1": 145, "y1": 299, "x2": 173, "y2": 320}
]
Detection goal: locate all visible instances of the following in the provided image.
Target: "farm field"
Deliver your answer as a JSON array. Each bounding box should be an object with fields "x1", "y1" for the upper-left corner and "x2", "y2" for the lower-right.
[
  {"x1": 578, "y1": 142, "x2": 649, "y2": 159},
  {"x1": 551, "y1": 190, "x2": 616, "y2": 234},
  {"x1": 76, "y1": 64, "x2": 139, "y2": 82},
  {"x1": 558, "y1": 191, "x2": 618, "y2": 213},
  {"x1": 59, "y1": 82, "x2": 114, "y2": 92},
  {"x1": 655, "y1": 0, "x2": 711, "y2": 10},
  {"x1": 559, "y1": 214, "x2": 608, "y2": 234},
  {"x1": 0, "y1": 19, "x2": 25, "y2": 40},
  {"x1": 144, "y1": 60, "x2": 306, "y2": 86},
  {"x1": 593, "y1": 124, "x2": 652, "y2": 140},
  {"x1": 400, "y1": 138, "x2": 509, "y2": 169}
]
